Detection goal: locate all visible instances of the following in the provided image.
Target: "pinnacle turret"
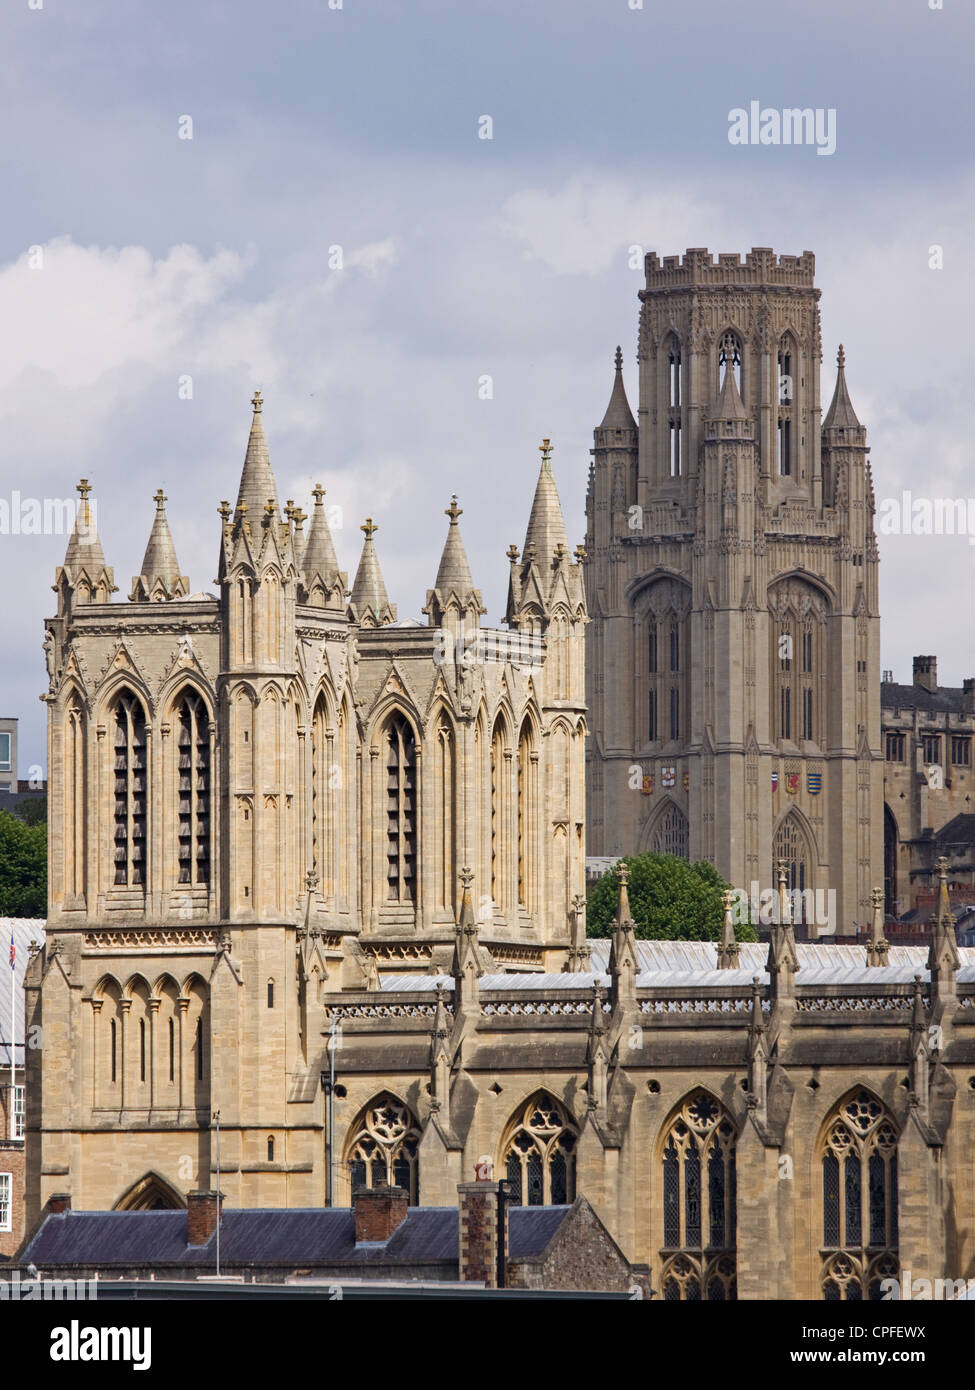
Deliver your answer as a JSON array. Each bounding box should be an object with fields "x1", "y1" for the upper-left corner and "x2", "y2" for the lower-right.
[
  {"x1": 424, "y1": 496, "x2": 485, "y2": 627},
  {"x1": 299, "y1": 483, "x2": 346, "y2": 608},
  {"x1": 235, "y1": 390, "x2": 280, "y2": 520},
  {"x1": 349, "y1": 518, "x2": 396, "y2": 627},
  {"x1": 598, "y1": 346, "x2": 637, "y2": 430},
  {"x1": 522, "y1": 438, "x2": 569, "y2": 563},
  {"x1": 55, "y1": 478, "x2": 117, "y2": 610},
  {"x1": 130, "y1": 489, "x2": 189, "y2": 602},
  {"x1": 823, "y1": 345, "x2": 862, "y2": 430}
]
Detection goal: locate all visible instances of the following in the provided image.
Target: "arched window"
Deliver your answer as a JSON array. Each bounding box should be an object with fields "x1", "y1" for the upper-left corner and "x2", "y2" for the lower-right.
[
  {"x1": 718, "y1": 330, "x2": 743, "y2": 396},
  {"x1": 311, "y1": 694, "x2": 330, "y2": 890},
  {"x1": 650, "y1": 803, "x2": 689, "y2": 860},
  {"x1": 665, "y1": 334, "x2": 682, "y2": 477},
  {"x1": 776, "y1": 335, "x2": 797, "y2": 477},
  {"x1": 502, "y1": 1092, "x2": 577, "y2": 1207},
  {"x1": 821, "y1": 1091, "x2": 899, "y2": 1300},
  {"x1": 176, "y1": 692, "x2": 210, "y2": 886},
  {"x1": 346, "y1": 1094, "x2": 420, "y2": 1204},
  {"x1": 769, "y1": 580, "x2": 826, "y2": 747},
  {"x1": 267, "y1": 1137, "x2": 275, "y2": 1163},
  {"x1": 774, "y1": 814, "x2": 809, "y2": 904},
  {"x1": 660, "y1": 1090, "x2": 737, "y2": 1301},
  {"x1": 435, "y1": 713, "x2": 456, "y2": 913},
  {"x1": 884, "y1": 805, "x2": 898, "y2": 918},
  {"x1": 490, "y1": 719, "x2": 508, "y2": 911},
  {"x1": 384, "y1": 713, "x2": 416, "y2": 903},
  {"x1": 112, "y1": 692, "x2": 147, "y2": 887},
  {"x1": 517, "y1": 722, "x2": 534, "y2": 911},
  {"x1": 643, "y1": 580, "x2": 689, "y2": 750}
]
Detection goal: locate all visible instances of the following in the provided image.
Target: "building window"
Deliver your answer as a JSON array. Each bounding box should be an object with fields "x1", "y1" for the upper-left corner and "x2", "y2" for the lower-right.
[
  {"x1": 951, "y1": 736, "x2": 971, "y2": 767},
  {"x1": 140, "y1": 1018, "x2": 146, "y2": 1082},
  {"x1": 644, "y1": 586, "x2": 689, "y2": 748},
  {"x1": 669, "y1": 687, "x2": 680, "y2": 742},
  {"x1": 650, "y1": 803, "x2": 689, "y2": 859},
  {"x1": 502, "y1": 1092, "x2": 577, "y2": 1207},
  {"x1": 648, "y1": 626, "x2": 658, "y2": 674},
  {"x1": 774, "y1": 814, "x2": 808, "y2": 900},
  {"x1": 821, "y1": 1091, "x2": 898, "y2": 1300},
  {"x1": 267, "y1": 980, "x2": 274, "y2": 1009},
  {"x1": 110, "y1": 1020, "x2": 117, "y2": 1082},
  {"x1": 267, "y1": 1137, "x2": 275, "y2": 1163},
  {"x1": 802, "y1": 688, "x2": 814, "y2": 741},
  {"x1": 922, "y1": 734, "x2": 941, "y2": 765},
  {"x1": 772, "y1": 609, "x2": 823, "y2": 745},
  {"x1": 385, "y1": 714, "x2": 417, "y2": 904},
  {"x1": 176, "y1": 692, "x2": 210, "y2": 886},
  {"x1": 347, "y1": 1094, "x2": 420, "y2": 1204},
  {"x1": 660, "y1": 1090, "x2": 737, "y2": 1301},
  {"x1": 0, "y1": 732, "x2": 10, "y2": 772},
  {"x1": 12, "y1": 1085, "x2": 24, "y2": 1141},
  {"x1": 648, "y1": 690, "x2": 657, "y2": 742},
  {"x1": 718, "y1": 330, "x2": 742, "y2": 395},
  {"x1": 169, "y1": 1019, "x2": 175, "y2": 1082},
  {"x1": 885, "y1": 733, "x2": 905, "y2": 762},
  {"x1": 666, "y1": 336, "x2": 682, "y2": 478},
  {"x1": 112, "y1": 692, "x2": 147, "y2": 887},
  {"x1": 195, "y1": 1017, "x2": 204, "y2": 1082},
  {"x1": 781, "y1": 687, "x2": 791, "y2": 741},
  {"x1": 0, "y1": 1173, "x2": 10, "y2": 1232}
]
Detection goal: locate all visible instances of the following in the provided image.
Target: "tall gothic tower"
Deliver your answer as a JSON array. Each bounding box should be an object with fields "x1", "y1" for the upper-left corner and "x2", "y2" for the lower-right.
[{"x1": 585, "y1": 248, "x2": 882, "y2": 933}]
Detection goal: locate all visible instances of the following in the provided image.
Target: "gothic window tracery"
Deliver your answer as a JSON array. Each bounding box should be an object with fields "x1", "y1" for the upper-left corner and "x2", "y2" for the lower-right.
[
  {"x1": 346, "y1": 1094, "x2": 420, "y2": 1204},
  {"x1": 176, "y1": 691, "x2": 210, "y2": 886},
  {"x1": 718, "y1": 330, "x2": 743, "y2": 396},
  {"x1": 650, "y1": 803, "x2": 689, "y2": 860},
  {"x1": 502, "y1": 1092, "x2": 577, "y2": 1206},
  {"x1": 384, "y1": 713, "x2": 416, "y2": 903},
  {"x1": 769, "y1": 580, "x2": 827, "y2": 747},
  {"x1": 112, "y1": 691, "x2": 147, "y2": 888},
  {"x1": 821, "y1": 1091, "x2": 899, "y2": 1300},
  {"x1": 777, "y1": 334, "x2": 797, "y2": 477},
  {"x1": 665, "y1": 333, "x2": 682, "y2": 477},
  {"x1": 642, "y1": 580, "x2": 689, "y2": 749},
  {"x1": 660, "y1": 1090, "x2": 737, "y2": 1301}
]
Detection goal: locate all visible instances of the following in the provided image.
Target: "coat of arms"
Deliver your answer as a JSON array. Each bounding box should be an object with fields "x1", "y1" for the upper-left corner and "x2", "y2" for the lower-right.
[
  {"x1": 661, "y1": 766, "x2": 676, "y2": 788},
  {"x1": 641, "y1": 774, "x2": 654, "y2": 795},
  {"x1": 786, "y1": 772, "x2": 800, "y2": 795}
]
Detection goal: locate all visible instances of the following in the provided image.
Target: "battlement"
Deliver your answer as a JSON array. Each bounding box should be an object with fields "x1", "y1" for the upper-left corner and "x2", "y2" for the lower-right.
[{"x1": 643, "y1": 247, "x2": 816, "y2": 291}]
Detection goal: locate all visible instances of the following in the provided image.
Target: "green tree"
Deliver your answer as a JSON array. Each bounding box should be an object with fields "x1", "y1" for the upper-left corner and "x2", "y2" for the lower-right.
[
  {"x1": 0, "y1": 808, "x2": 47, "y2": 917},
  {"x1": 12, "y1": 795, "x2": 47, "y2": 828},
  {"x1": 586, "y1": 853, "x2": 757, "y2": 942}
]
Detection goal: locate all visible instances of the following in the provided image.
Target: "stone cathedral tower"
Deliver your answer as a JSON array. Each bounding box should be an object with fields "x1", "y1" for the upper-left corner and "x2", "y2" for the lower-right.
[
  {"x1": 26, "y1": 397, "x2": 587, "y2": 1220},
  {"x1": 585, "y1": 248, "x2": 882, "y2": 933}
]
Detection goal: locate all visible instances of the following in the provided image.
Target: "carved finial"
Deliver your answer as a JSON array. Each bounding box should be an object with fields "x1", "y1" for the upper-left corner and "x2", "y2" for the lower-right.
[
  {"x1": 506, "y1": 543, "x2": 520, "y2": 563},
  {"x1": 618, "y1": 860, "x2": 630, "y2": 888},
  {"x1": 459, "y1": 866, "x2": 474, "y2": 890},
  {"x1": 539, "y1": 437, "x2": 553, "y2": 468},
  {"x1": 312, "y1": 483, "x2": 325, "y2": 507},
  {"x1": 218, "y1": 500, "x2": 231, "y2": 524},
  {"x1": 574, "y1": 544, "x2": 587, "y2": 564},
  {"x1": 251, "y1": 389, "x2": 263, "y2": 413},
  {"x1": 77, "y1": 478, "x2": 91, "y2": 501},
  {"x1": 153, "y1": 487, "x2": 167, "y2": 511},
  {"x1": 937, "y1": 855, "x2": 949, "y2": 883},
  {"x1": 284, "y1": 499, "x2": 296, "y2": 521},
  {"x1": 614, "y1": 345, "x2": 623, "y2": 371},
  {"x1": 265, "y1": 497, "x2": 277, "y2": 517},
  {"x1": 836, "y1": 344, "x2": 845, "y2": 369},
  {"x1": 445, "y1": 495, "x2": 462, "y2": 525},
  {"x1": 292, "y1": 506, "x2": 306, "y2": 529},
  {"x1": 361, "y1": 517, "x2": 378, "y2": 539}
]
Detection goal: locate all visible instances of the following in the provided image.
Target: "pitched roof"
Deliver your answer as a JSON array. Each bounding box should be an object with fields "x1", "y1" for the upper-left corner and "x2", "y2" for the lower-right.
[
  {"x1": 823, "y1": 345, "x2": 862, "y2": 430},
  {"x1": 881, "y1": 681, "x2": 968, "y2": 715}
]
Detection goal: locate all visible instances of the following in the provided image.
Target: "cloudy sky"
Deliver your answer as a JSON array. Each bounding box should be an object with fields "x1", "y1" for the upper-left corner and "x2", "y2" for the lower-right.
[{"x1": 2, "y1": 0, "x2": 973, "y2": 769}]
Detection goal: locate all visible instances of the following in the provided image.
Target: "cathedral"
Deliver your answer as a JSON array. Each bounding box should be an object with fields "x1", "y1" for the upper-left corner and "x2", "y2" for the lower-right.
[
  {"x1": 22, "y1": 250, "x2": 975, "y2": 1300},
  {"x1": 584, "y1": 248, "x2": 882, "y2": 934}
]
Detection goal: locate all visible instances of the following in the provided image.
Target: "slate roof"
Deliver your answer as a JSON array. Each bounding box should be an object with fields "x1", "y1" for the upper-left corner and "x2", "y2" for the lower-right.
[
  {"x1": 881, "y1": 681, "x2": 969, "y2": 716},
  {"x1": 22, "y1": 1205, "x2": 570, "y2": 1271}
]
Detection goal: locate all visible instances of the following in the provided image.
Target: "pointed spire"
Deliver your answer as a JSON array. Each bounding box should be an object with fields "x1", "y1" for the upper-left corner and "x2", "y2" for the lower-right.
[
  {"x1": 130, "y1": 489, "x2": 189, "y2": 601},
  {"x1": 709, "y1": 356, "x2": 748, "y2": 420},
  {"x1": 522, "y1": 438, "x2": 569, "y2": 564},
  {"x1": 235, "y1": 390, "x2": 280, "y2": 521},
  {"x1": 927, "y1": 855, "x2": 960, "y2": 995},
  {"x1": 608, "y1": 861, "x2": 640, "y2": 1009},
  {"x1": 823, "y1": 344, "x2": 862, "y2": 429},
  {"x1": 63, "y1": 477, "x2": 107, "y2": 570},
  {"x1": 434, "y1": 496, "x2": 475, "y2": 593},
  {"x1": 349, "y1": 517, "x2": 395, "y2": 626},
  {"x1": 766, "y1": 862, "x2": 799, "y2": 999},
  {"x1": 716, "y1": 888, "x2": 741, "y2": 969},
  {"x1": 598, "y1": 346, "x2": 637, "y2": 430},
  {"x1": 866, "y1": 886, "x2": 890, "y2": 968},
  {"x1": 300, "y1": 482, "x2": 343, "y2": 600}
]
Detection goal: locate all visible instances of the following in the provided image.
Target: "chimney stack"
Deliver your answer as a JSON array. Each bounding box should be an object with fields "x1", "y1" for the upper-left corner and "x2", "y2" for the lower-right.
[
  {"x1": 913, "y1": 656, "x2": 938, "y2": 692},
  {"x1": 352, "y1": 1181, "x2": 409, "y2": 1243},
  {"x1": 186, "y1": 1190, "x2": 223, "y2": 1246},
  {"x1": 458, "y1": 1176, "x2": 509, "y2": 1287}
]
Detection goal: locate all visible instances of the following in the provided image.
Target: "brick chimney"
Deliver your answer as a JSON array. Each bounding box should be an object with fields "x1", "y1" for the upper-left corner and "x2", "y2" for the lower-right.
[
  {"x1": 186, "y1": 1190, "x2": 223, "y2": 1246},
  {"x1": 458, "y1": 1178, "x2": 509, "y2": 1287},
  {"x1": 913, "y1": 656, "x2": 938, "y2": 692},
  {"x1": 44, "y1": 1193, "x2": 71, "y2": 1215},
  {"x1": 352, "y1": 1181, "x2": 409, "y2": 1243}
]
